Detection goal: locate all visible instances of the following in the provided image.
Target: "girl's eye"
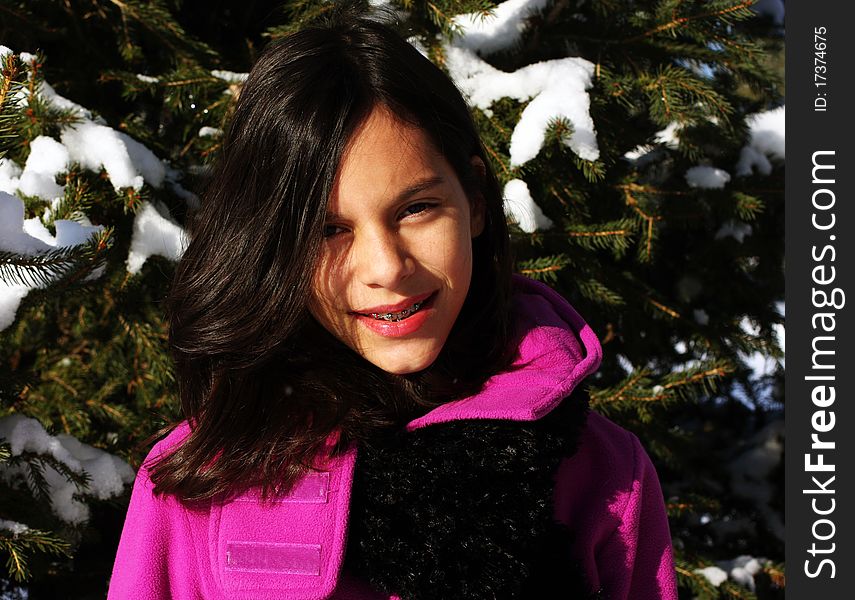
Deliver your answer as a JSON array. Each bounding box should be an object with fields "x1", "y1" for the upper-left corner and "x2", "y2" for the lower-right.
[
  {"x1": 400, "y1": 202, "x2": 434, "y2": 218},
  {"x1": 323, "y1": 224, "x2": 347, "y2": 238}
]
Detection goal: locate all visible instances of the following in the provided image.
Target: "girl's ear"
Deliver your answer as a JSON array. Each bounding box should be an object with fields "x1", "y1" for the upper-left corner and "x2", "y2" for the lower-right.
[{"x1": 468, "y1": 155, "x2": 487, "y2": 238}]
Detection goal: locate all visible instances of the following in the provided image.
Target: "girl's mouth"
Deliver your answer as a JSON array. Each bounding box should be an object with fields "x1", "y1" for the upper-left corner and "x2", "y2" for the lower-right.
[
  {"x1": 354, "y1": 291, "x2": 437, "y2": 321},
  {"x1": 352, "y1": 292, "x2": 437, "y2": 337},
  {"x1": 364, "y1": 297, "x2": 429, "y2": 321}
]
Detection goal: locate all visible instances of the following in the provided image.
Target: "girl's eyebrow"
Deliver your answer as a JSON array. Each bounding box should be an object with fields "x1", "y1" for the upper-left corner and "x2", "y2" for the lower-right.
[
  {"x1": 326, "y1": 175, "x2": 446, "y2": 219},
  {"x1": 395, "y1": 175, "x2": 445, "y2": 202}
]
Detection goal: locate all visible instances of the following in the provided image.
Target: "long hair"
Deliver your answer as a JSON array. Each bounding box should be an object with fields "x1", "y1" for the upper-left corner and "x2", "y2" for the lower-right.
[{"x1": 149, "y1": 8, "x2": 515, "y2": 501}]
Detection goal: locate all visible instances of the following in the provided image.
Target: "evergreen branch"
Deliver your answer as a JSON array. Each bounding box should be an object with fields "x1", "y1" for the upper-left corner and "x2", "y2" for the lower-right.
[
  {"x1": 46, "y1": 374, "x2": 78, "y2": 398},
  {"x1": 587, "y1": 361, "x2": 730, "y2": 412},
  {"x1": 660, "y1": 365, "x2": 733, "y2": 397},
  {"x1": 590, "y1": 369, "x2": 664, "y2": 407},
  {"x1": 569, "y1": 229, "x2": 630, "y2": 238},
  {"x1": 548, "y1": 186, "x2": 572, "y2": 211},
  {"x1": 484, "y1": 143, "x2": 511, "y2": 177},
  {"x1": 99, "y1": 70, "x2": 221, "y2": 92},
  {"x1": 519, "y1": 264, "x2": 563, "y2": 275},
  {"x1": 0, "y1": 53, "x2": 25, "y2": 158},
  {"x1": 565, "y1": 219, "x2": 634, "y2": 255},
  {"x1": 3, "y1": 453, "x2": 50, "y2": 503},
  {"x1": 0, "y1": 54, "x2": 21, "y2": 112},
  {"x1": 719, "y1": 579, "x2": 758, "y2": 599},
  {"x1": 85, "y1": 397, "x2": 132, "y2": 426},
  {"x1": 574, "y1": 155, "x2": 606, "y2": 182},
  {"x1": 646, "y1": 297, "x2": 681, "y2": 319},
  {"x1": 0, "y1": 230, "x2": 111, "y2": 289},
  {"x1": 0, "y1": 526, "x2": 72, "y2": 582},
  {"x1": 427, "y1": 2, "x2": 452, "y2": 31},
  {"x1": 21, "y1": 52, "x2": 44, "y2": 100},
  {"x1": 263, "y1": 0, "x2": 338, "y2": 37},
  {"x1": 517, "y1": 254, "x2": 572, "y2": 283},
  {"x1": 51, "y1": 230, "x2": 114, "y2": 291},
  {"x1": 42, "y1": 169, "x2": 98, "y2": 226},
  {"x1": 485, "y1": 113, "x2": 510, "y2": 140},
  {"x1": 710, "y1": 33, "x2": 764, "y2": 63},
  {"x1": 161, "y1": 77, "x2": 223, "y2": 89},
  {"x1": 3, "y1": 542, "x2": 27, "y2": 582},
  {"x1": 624, "y1": 1, "x2": 755, "y2": 43},
  {"x1": 106, "y1": 0, "x2": 217, "y2": 61},
  {"x1": 733, "y1": 192, "x2": 764, "y2": 221},
  {"x1": 619, "y1": 184, "x2": 663, "y2": 261},
  {"x1": 0, "y1": 246, "x2": 91, "y2": 288},
  {"x1": 764, "y1": 563, "x2": 785, "y2": 588},
  {"x1": 578, "y1": 278, "x2": 625, "y2": 306},
  {"x1": 16, "y1": 451, "x2": 92, "y2": 495},
  {"x1": 674, "y1": 562, "x2": 718, "y2": 597},
  {"x1": 521, "y1": 0, "x2": 572, "y2": 55},
  {"x1": 667, "y1": 491, "x2": 722, "y2": 517},
  {"x1": 639, "y1": 66, "x2": 733, "y2": 125}
]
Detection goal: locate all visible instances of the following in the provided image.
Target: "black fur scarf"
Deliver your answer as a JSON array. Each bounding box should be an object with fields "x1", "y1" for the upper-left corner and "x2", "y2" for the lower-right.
[{"x1": 343, "y1": 385, "x2": 603, "y2": 599}]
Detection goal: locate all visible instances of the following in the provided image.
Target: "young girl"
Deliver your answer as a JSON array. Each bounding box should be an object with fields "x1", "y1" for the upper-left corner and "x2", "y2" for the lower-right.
[{"x1": 108, "y1": 10, "x2": 677, "y2": 600}]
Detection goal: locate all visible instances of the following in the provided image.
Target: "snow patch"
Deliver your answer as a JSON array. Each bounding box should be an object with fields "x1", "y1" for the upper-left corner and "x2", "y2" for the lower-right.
[
  {"x1": 704, "y1": 555, "x2": 770, "y2": 592},
  {"x1": 0, "y1": 414, "x2": 135, "y2": 524},
  {"x1": 695, "y1": 565, "x2": 728, "y2": 587},
  {"x1": 198, "y1": 126, "x2": 223, "y2": 138},
  {"x1": 18, "y1": 135, "x2": 70, "y2": 200},
  {"x1": 693, "y1": 308, "x2": 709, "y2": 325},
  {"x1": 211, "y1": 69, "x2": 248, "y2": 84},
  {"x1": 624, "y1": 122, "x2": 683, "y2": 161},
  {"x1": 452, "y1": 0, "x2": 550, "y2": 55},
  {"x1": 61, "y1": 121, "x2": 165, "y2": 190},
  {"x1": 686, "y1": 165, "x2": 731, "y2": 189},
  {"x1": 0, "y1": 519, "x2": 29, "y2": 536},
  {"x1": 715, "y1": 221, "x2": 752, "y2": 243},
  {"x1": 736, "y1": 106, "x2": 785, "y2": 176},
  {"x1": 502, "y1": 179, "x2": 552, "y2": 233},
  {"x1": 33, "y1": 80, "x2": 92, "y2": 120},
  {"x1": 446, "y1": 45, "x2": 598, "y2": 165},
  {"x1": 0, "y1": 158, "x2": 23, "y2": 195},
  {"x1": 126, "y1": 201, "x2": 189, "y2": 274},
  {"x1": 0, "y1": 192, "x2": 104, "y2": 330}
]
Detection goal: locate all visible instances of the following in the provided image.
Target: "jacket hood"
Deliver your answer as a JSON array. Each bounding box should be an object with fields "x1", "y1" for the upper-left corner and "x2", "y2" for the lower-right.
[{"x1": 405, "y1": 274, "x2": 603, "y2": 431}]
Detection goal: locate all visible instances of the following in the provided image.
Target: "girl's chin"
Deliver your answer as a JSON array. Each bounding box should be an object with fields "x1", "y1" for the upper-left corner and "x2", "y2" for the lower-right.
[{"x1": 361, "y1": 345, "x2": 442, "y2": 375}]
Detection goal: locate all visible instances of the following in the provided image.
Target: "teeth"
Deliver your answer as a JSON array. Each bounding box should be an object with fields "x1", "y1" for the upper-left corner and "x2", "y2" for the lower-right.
[{"x1": 370, "y1": 299, "x2": 425, "y2": 322}]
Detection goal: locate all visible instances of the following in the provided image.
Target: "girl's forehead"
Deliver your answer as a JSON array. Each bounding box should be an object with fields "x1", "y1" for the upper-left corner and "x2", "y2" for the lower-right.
[
  {"x1": 330, "y1": 109, "x2": 454, "y2": 209},
  {"x1": 344, "y1": 107, "x2": 436, "y2": 160}
]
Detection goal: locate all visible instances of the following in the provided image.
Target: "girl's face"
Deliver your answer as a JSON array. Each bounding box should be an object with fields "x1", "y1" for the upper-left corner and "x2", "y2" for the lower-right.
[{"x1": 310, "y1": 107, "x2": 485, "y2": 375}]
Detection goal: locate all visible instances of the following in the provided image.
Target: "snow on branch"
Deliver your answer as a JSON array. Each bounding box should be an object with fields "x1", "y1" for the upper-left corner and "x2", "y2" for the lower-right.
[
  {"x1": 735, "y1": 105, "x2": 784, "y2": 177},
  {"x1": 444, "y1": 44, "x2": 599, "y2": 166},
  {"x1": 451, "y1": 0, "x2": 551, "y2": 55},
  {"x1": 0, "y1": 192, "x2": 105, "y2": 330},
  {"x1": 0, "y1": 414, "x2": 135, "y2": 525},
  {"x1": 126, "y1": 201, "x2": 188, "y2": 275},
  {"x1": 685, "y1": 165, "x2": 731, "y2": 189},
  {"x1": 0, "y1": 45, "x2": 191, "y2": 330},
  {"x1": 440, "y1": 0, "x2": 600, "y2": 177},
  {"x1": 503, "y1": 178, "x2": 552, "y2": 233},
  {"x1": 441, "y1": 2, "x2": 600, "y2": 234}
]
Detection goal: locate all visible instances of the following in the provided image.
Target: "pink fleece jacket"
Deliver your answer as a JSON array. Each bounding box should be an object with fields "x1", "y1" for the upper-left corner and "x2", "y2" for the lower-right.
[{"x1": 108, "y1": 275, "x2": 678, "y2": 599}]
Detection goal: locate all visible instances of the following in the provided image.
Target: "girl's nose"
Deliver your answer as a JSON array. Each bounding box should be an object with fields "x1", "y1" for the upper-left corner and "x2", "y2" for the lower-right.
[{"x1": 355, "y1": 227, "x2": 415, "y2": 289}]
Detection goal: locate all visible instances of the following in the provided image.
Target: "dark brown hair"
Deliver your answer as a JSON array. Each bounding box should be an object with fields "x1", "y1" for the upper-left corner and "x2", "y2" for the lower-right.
[{"x1": 150, "y1": 7, "x2": 515, "y2": 501}]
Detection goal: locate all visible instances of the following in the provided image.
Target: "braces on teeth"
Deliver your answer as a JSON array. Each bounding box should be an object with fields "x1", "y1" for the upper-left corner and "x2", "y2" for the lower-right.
[{"x1": 370, "y1": 300, "x2": 425, "y2": 321}]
